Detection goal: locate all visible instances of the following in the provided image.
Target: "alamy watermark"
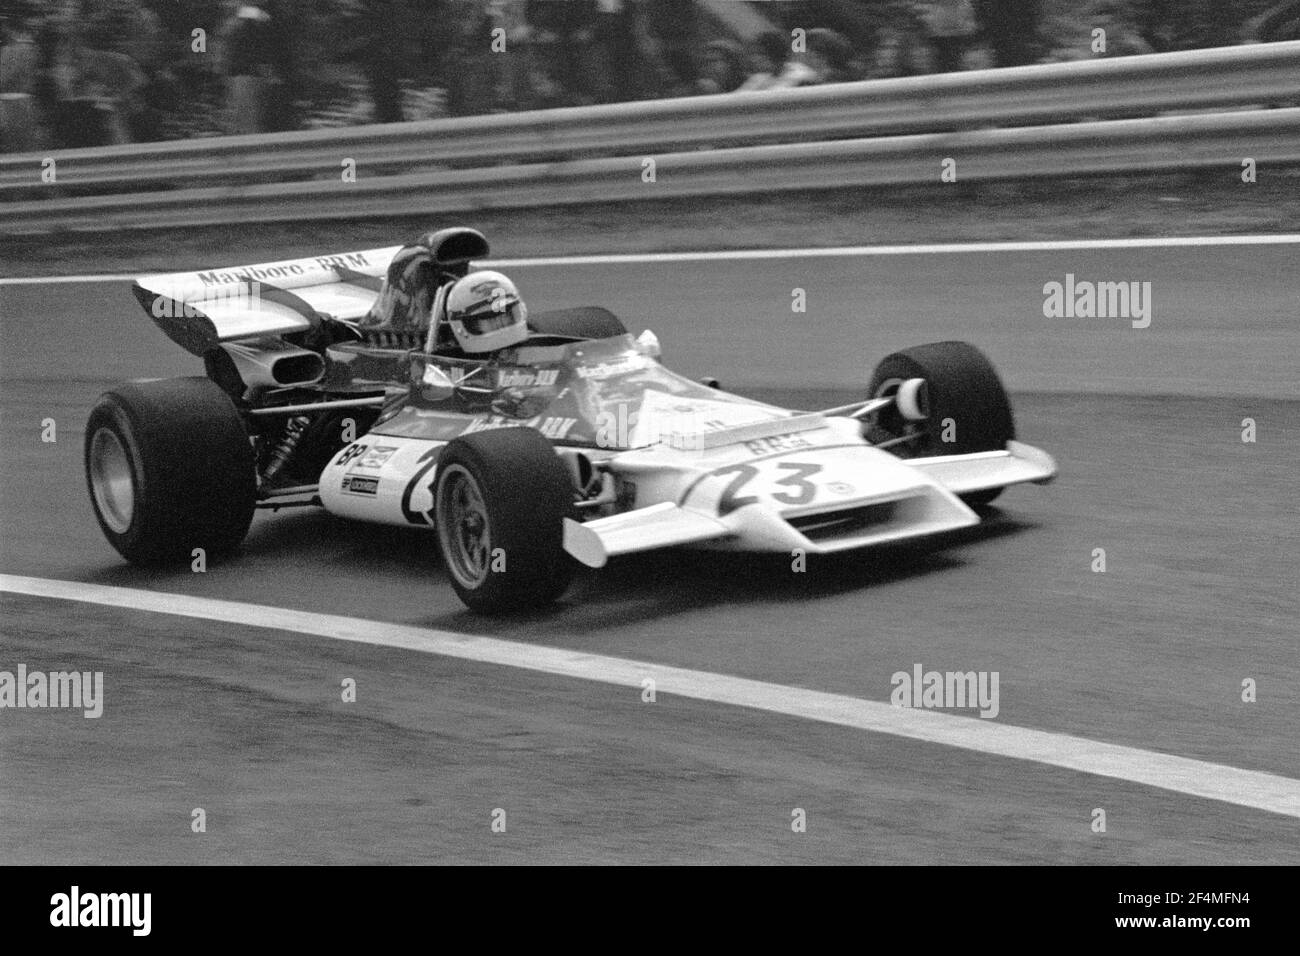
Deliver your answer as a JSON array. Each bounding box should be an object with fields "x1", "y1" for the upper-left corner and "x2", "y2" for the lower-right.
[
  {"x1": 0, "y1": 665, "x2": 103, "y2": 718},
  {"x1": 890, "y1": 663, "x2": 999, "y2": 719},
  {"x1": 50, "y1": 886, "x2": 150, "y2": 936},
  {"x1": 1043, "y1": 273, "x2": 1152, "y2": 328}
]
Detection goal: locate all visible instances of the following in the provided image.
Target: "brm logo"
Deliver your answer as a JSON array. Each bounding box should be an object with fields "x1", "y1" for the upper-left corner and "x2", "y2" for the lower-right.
[{"x1": 50, "y1": 886, "x2": 151, "y2": 936}]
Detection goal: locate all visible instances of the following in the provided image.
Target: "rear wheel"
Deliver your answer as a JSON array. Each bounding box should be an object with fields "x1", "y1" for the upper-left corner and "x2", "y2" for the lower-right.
[
  {"x1": 867, "y1": 341, "x2": 1015, "y2": 506},
  {"x1": 433, "y1": 428, "x2": 576, "y2": 613},
  {"x1": 85, "y1": 377, "x2": 257, "y2": 564}
]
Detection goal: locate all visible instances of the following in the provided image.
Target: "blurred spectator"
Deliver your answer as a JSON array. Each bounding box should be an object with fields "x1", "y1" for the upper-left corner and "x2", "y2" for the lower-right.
[
  {"x1": 737, "y1": 31, "x2": 817, "y2": 91},
  {"x1": 112, "y1": 4, "x2": 164, "y2": 77},
  {"x1": 921, "y1": 0, "x2": 979, "y2": 72},
  {"x1": 975, "y1": 0, "x2": 1043, "y2": 68},
  {"x1": 871, "y1": 5, "x2": 928, "y2": 77},
  {"x1": 526, "y1": 0, "x2": 601, "y2": 107},
  {"x1": 4, "y1": 0, "x2": 1282, "y2": 150},
  {"x1": 736, "y1": 32, "x2": 784, "y2": 91},
  {"x1": 0, "y1": 7, "x2": 41, "y2": 151},
  {"x1": 736, "y1": 27, "x2": 855, "y2": 91},
  {"x1": 216, "y1": 4, "x2": 285, "y2": 134},
  {"x1": 585, "y1": 0, "x2": 668, "y2": 103},
  {"x1": 0, "y1": 9, "x2": 37, "y2": 93},
  {"x1": 1244, "y1": 0, "x2": 1300, "y2": 41},
  {"x1": 646, "y1": 0, "x2": 700, "y2": 96},
  {"x1": 805, "y1": 27, "x2": 855, "y2": 83},
  {"x1": 38, "y1": 14, "x2": 147, "y2": 147},
  {"x1": 358, "y1": 0, "x2": 406, "y2": 122},
  {"x1": 80, "y1": 46, "x2": 148, "y2": 143},
  {"x1": 592, "y1": 0, "x2": 635, "y2": 101},
  {"x1": 441, "y1": 1, "x2": 484, "y2": 116},
  {"x1": 697, "y1": 39, "x2": 747, "y2": 95},
  {"x1": 86, "y1": 0, "x2": 171, "y2": 141},
  {"x1": 486, "y1": 0, "x2": 531, "y2": 110},
  {"x1": 1141, "y1": 0, "x2": 1266, "y2": 52},
  {"x1": 1071, "y1": 1, "x2": 1155, "y2": 58}
]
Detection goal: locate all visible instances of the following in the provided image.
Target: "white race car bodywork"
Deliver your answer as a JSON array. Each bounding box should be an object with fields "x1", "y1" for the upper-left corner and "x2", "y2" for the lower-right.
[{"x1": 318, "y1": 406, "x2": 1056, "y2": 568}]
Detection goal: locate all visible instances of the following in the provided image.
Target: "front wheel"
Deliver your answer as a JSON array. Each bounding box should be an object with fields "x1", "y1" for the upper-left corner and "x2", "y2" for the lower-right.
[
  {"x1": 85, "y1": 377, "x2": 256, "y2": 564},
  {"x1": 433, "y1": 427, "x2": 576, "y2": 613},
  {"x1": 867, "y1": 341, "x2": 1016, "y2": 506}
]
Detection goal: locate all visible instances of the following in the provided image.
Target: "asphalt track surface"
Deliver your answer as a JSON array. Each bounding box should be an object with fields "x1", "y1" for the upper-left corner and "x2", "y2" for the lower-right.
[{"x1": 1, "y1": 242, "x2": 1297, "y2": 864}]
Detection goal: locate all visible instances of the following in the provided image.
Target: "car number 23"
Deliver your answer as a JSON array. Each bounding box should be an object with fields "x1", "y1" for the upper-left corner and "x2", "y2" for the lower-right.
[{"x1": 712, "y1": 461, "x2": 823, "y2": 514}]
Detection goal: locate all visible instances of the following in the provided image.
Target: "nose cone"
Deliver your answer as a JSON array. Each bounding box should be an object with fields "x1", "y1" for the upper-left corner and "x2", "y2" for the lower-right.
[
  {"x1": 686, "y1": 444, "x2": 979, "y2": 553},
  {"x1": 685, "y1": 443, "x2": 939, "y2": 516}
]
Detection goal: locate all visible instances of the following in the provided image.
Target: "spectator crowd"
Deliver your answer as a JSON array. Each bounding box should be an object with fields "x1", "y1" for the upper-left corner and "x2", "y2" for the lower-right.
[{"x1": 2, "y1": 0, "x2": 1297, "y2": 152}]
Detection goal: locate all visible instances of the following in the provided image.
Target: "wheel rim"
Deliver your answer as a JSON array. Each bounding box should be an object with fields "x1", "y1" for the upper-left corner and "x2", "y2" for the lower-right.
[
  {"x1": 873, "y1": 377, "x2": 906, "y2": 401},
  {"x1": 436, "y1": 464, "x2": 492, "y2": 590},
  {"x1": 89, "y1": 428, "x2": 135, "y2": 534},
  {"x1": 871, "y1": 376, "x2": 925, "y2": 447}
]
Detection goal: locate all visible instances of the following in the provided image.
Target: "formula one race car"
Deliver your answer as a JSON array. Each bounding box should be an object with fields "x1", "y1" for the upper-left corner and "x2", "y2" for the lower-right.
[{"x1": 86, "y1": 227, "x2": 1056, "y2": 613}]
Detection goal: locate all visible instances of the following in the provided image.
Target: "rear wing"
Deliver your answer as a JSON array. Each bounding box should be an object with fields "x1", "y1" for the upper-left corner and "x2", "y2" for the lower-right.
[
  {"x1": 132, "y1": 247, "x2": 396, "y2": 356},
  {"x1": 131, "y1": 225, "x2": 493, "y2": 357}
]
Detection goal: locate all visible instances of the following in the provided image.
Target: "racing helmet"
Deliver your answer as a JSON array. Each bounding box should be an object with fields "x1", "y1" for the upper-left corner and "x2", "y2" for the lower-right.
[{"x1": 442, "y1": 270, "x2": 529, "y2": 353}]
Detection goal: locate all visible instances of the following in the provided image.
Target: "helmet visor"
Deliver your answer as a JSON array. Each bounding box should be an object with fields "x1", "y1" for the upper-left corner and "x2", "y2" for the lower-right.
[{"x1": 459, "y1": 299, "x2": 526, "y2": 335}]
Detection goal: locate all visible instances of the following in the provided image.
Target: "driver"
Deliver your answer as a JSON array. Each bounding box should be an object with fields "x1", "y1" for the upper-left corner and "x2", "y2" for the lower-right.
[
  {"x1": 434, "y1": 269, "x2": 530, "y2": 355},
  {"x1": 419, "y1": 270, "x2": 550, "y2": 418}
]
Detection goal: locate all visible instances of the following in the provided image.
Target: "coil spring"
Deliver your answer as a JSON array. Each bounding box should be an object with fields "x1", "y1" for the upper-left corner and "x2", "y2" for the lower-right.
[{"x1": 262, "y1": 415, "x2": 310, "y2": 482}]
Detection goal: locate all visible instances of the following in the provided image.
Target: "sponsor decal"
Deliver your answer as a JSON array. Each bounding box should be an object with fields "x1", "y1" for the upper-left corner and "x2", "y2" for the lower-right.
[
  {"x1": 461, "y1": 414, "x2": 517, "y2": 435},
  {"x1": 334, "y1": 443, "x2": 367, "y2": 466},
  {"x1": 315, "y1": 252, "x2": 371, "y2": 271},
  {"x1": 196, "y1": 264, "x2": 308, "y2": 286},
  {"x1": 497, "y1": 368, "x2": 559, "y2": 388},
  {"x1": 192, "y1": 253, "x2": 369, "y2": 287},
  {"x1": 341, "y1": 475, "x2": 380, "y2": 496},
  {"x1": 826, "y1": 481, "x2": 855, "y2": 496},
  {"x1": 743, "y1": 433, "x2": 815, "y2": 456},
  {"x1": 352, "y1": 446, "x2": 398, "y2": 470},
  {"x1": 536, "y1": 416, "x2": 577, "y2": 439}
]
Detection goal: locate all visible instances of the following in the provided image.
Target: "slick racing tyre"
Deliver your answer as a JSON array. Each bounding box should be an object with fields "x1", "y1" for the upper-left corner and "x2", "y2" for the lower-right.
[
  {"x1": 433, "y1": 427, "x2": 577, "y2": 613},
  {"x1": 868, "y1": 341, "x2": 1016, "y2": 506},
  {"x1": 527, "y1": 307, "x2": 627, "y2": 340},
  {"x1": 85, "y1": 377, "x2": 256, "y2": 564}
]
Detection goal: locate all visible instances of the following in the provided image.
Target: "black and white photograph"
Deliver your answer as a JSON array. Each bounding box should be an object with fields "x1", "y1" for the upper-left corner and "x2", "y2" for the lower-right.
[{"x1": 0, "y1": 0, "x2": 1296, "y2": 911}]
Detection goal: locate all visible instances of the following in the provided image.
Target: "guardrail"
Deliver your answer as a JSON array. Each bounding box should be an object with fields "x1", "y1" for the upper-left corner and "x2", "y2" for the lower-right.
[
  {"x1": 6, "y1": 109, "x2": 1297, "y2": 233},
  {"x1": 2, "y1": 42, "x2": 1298, "y2": 233}
]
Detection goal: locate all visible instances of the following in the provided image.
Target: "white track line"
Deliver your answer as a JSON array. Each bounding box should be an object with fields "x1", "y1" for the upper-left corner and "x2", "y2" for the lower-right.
[
  {"x1": 4, "y1": 573, "x2": 1298, "y2": 821},
  {"x1": 491, "y1": 234, "x2": 1300, "y2": 267},
  {"x1": 0, "y1": 274, "x2": 137, "y2": 285},
  {"x1": 4, "y1": 234, "x2": 1300, "y2": 285}
]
